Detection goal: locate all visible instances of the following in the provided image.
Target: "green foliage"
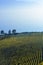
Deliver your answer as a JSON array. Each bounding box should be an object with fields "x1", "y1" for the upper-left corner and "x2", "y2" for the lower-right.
[
  {"x1": 0, "y1": 30, "x2": 4, "y2": 34},
  {"x1": 8, "y1": 30, "x2": 11, "y2": 35},
  {"x1": 12, "y1": 29, "x2": 16, "y2": 34}
]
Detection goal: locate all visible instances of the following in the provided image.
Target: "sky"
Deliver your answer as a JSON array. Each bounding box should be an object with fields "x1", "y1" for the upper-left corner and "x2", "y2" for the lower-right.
[{"x1": 0, "y1": 0, "x2": 43, "y2": 33}]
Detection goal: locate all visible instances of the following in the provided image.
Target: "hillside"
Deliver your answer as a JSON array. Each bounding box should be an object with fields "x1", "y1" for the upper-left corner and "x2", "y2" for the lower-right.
[{"x1": 0, "y1": 33, "x2": 43, "y2": 65}]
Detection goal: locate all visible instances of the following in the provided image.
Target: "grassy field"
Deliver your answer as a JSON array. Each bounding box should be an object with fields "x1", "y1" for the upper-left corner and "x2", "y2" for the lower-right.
[{"x1": 0, "y1": 33, "x2": 43, "y2": 65}]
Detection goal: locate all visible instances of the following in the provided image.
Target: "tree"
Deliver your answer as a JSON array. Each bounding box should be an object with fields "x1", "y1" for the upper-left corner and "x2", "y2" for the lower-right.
[
  {"x1": 1, "y1": 30, "x2": 4, "y2": 34},
  {"x1": 8, "y1": 30, "x2": 11, "y2": 35},
  {"x1": 12, "y1": 29, "x2": 16, "y2": 34}
]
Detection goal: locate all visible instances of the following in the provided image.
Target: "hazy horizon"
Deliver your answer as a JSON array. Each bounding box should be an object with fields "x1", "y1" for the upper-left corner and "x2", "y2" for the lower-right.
[{"x1": 0, "y1": 0, "x2": 43, "y2": 32}]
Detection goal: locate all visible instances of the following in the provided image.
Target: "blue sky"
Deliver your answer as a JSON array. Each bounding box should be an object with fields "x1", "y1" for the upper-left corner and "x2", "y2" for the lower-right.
[{"x1": 0, "y1": 0, "x2": 43, "y2": 32}]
